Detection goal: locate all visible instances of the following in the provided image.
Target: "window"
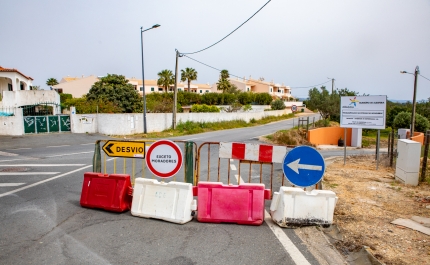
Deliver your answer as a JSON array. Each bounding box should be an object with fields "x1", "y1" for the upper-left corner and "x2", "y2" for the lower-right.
[
  {"x1": 8, "y1": 84, "x2": 13, "y2": 91},
  {"x1": 151, "y1": 87, "x2": 154, "y2": 91},
  {"x1": 158, "y1": 88, "x2": 163, "y2": 91},
  {"x1": 270, "y1": 88, "x2": 272, "y2": 92},
  {"x1": 140, "y1": 86, "x2": 143, "y2": 91},
  {"x1": 20, "y1": 84, "x2": 24, "y2": 90},
  {"x1": 133, "y1": 85, "x2": 137, "y2": 90},
  {"x1": 178, "y1": 88, "x2": 182, "y2": 91},
  {"x1": 206, "y1": 90, "x2": 209, "y2": 93},
  {"x1": 200, "y1": 90, "x2": 202, "y2": 93},
  {"x1": 247, "y1": 87, "x2": 250, "y2": 92}
]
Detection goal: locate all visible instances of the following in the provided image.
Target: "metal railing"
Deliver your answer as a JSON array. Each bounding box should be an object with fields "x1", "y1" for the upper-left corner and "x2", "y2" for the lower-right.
[{"x1": 93, "y1": 139, "x2": 198, "y2": 186}]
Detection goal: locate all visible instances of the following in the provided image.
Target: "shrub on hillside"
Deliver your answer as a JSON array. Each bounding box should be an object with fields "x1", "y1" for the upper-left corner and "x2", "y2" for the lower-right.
[
  {"x1": 393, "y1": 111, "x2": 430, "y2": 133},
  {"x1": 270, "y1": 99, "x2": 286, "y2": 110}
]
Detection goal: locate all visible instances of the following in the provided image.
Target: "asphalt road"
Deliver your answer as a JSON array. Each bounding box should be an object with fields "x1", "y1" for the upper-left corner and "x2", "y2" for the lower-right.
[{"x1": 0, "y1": 115, "x2": 357, "y2": 265}]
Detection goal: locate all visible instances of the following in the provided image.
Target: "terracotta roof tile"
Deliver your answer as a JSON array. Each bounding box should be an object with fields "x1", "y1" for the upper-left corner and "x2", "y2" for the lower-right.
[{"x1": 0, "y1": 66, "x2": 33, "y2": 80}]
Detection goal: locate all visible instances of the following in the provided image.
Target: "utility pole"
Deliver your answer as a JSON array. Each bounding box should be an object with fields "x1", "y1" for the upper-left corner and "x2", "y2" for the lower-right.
[
  {"x1": 328, "y1": 77, "x2": 335, "y2": 93},
  {"x1": 331, "y1": 78, "x2": 335, "y2": 94},
  {"x1": 172, "y1": 50, "x2": 179, "y2": 129},
  {"x1": 410, "y1": 66, "x2": 419, "y2": 138}
]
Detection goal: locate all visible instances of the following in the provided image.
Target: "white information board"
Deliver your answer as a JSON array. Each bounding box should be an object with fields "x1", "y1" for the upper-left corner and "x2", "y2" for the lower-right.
[{"x1": 340, "y1": 95, "x2": 386, "y2": 129}]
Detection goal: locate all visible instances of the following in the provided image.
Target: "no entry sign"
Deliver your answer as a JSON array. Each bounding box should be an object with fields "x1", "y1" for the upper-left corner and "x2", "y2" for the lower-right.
[{"x1": 146, "y1": 140, "x2": 183, "y2": 178}]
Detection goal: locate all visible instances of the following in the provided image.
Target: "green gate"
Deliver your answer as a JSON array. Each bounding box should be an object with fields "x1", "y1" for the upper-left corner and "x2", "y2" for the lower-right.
[
  {"x1": 48, "y1": 116, "x2": 60, "y2": 132},
  {"x1": 59, "y1": 115, "x2": 71, "y2": 132},
  {"x1": 24, "y1": 117, "x2": 36, "y2": 134},
  {"x1": 36, "y1": 117, "x2": 48, "y2": 133},
  {"x1": 23, "y1": 115, "x2": 71, "y2": 134}
]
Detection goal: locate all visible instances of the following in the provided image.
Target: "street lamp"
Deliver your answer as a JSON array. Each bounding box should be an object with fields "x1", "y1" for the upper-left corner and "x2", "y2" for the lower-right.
[
  {"x1": 141, "y1": 24, "x2": 160, "y2": 134},
  {"x1": 400, "y1": 66, "x2": 419, "y2": 138}
]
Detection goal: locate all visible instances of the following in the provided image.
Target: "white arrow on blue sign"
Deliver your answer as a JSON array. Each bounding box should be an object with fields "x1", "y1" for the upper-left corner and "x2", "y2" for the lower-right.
[{"x1": 282, "y1": 146, "x2": 325, "y2": 187}]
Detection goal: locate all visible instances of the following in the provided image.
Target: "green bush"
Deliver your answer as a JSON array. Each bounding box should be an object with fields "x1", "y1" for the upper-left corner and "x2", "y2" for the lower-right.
[
  {"x1": 270, "y1": 99, "x2": 286, "y2": 110},
  {"x1": 254, "y1": 93, "x2": 273, "y2": 105},
  {"x1": 191, "y1": 104, "x2": 220, "y2": 113},
  {"x1": 393, "y1": 111, "x2": 430, "y2": 133},
  {"x1": 237, "y1": 92, "x2": 255, "y2": 105}
]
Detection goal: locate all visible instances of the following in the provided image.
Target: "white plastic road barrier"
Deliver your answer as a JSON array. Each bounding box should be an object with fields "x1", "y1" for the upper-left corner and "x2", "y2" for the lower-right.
[
  {"x1": 131, "y1": 178, "x2": 196, "y2": 224},
  {"x1": 270, "y1": 187, "x2": 338, "y2": 228}
]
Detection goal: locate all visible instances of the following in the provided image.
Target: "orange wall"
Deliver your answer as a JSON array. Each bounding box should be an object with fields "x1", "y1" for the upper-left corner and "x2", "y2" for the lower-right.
[
  {"x1": 410, "y1": 132, "x2": 424, "y2": 145},
  {"x1": 307, "y1": 127, "x2": 352, "y2": 146}
]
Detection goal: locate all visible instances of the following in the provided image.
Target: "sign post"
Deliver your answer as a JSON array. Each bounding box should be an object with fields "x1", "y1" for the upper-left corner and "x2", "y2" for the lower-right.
[
  {"x1": 283, "y1": 146, "x2": 325, "y2": 187},
  {"x1": 146, "y1": 139, "x2": 183, "y2": 178},
  {"x1": 102, "y1": 140, "x2": 146, "y2": 158}
]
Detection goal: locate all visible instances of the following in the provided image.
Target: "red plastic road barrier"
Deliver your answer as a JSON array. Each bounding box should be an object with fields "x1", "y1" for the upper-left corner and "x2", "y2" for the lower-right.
[
  {"x1": 195, "y1": 182, "x2": 271, "y2": 226},
  {"x1": 80, "y1": 172, "x2": 132, "y2": 212}
]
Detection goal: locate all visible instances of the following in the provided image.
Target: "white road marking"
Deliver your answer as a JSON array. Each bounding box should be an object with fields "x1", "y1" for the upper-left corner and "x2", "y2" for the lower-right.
[
  {"x1": 80, "y1": 143, "x2": 95, "y2": 145},
  {"x1": 0, "y1": 164, "x2": 85, "y2": 167},
  {"x1": 45, "y1": 151, "x2": 93, "y2": 158},
  {"x1": 0, "y1": 172, "x2": 60, "y2": 176},
  {"x1": 181, "y1": 137, "x2": 203, "y2": 141},
  {"x1": 6, "y1": 148, "x2": 31, "y2": 150},
  {"x1": 0, "y1": 158, "x2": 35, "y2": 163},
  {"x1": 264, "y1": 211, "x2": 311, "y2": 265},
  {"x1": 0, "y1": 183, "x2": 25, "y2": 187},
  {"x1": 0, "y1": 157, "x2": 38, "y2": 162},
  {"x1": 0, "y1": 151, "x2": 18, "y2": 157},
  {"x1": 0, "y1": 165, "x2": 92, "y2": 198},
  {"x1": 47, "y1": 145, "x2": 71, "y2": 148},
  {"x1": 234, "y1": 174, "x2": 311, "y2": 265}
]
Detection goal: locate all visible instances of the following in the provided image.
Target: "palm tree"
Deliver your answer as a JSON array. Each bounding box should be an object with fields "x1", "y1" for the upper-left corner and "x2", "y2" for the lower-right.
[
  {"x1": 220, "y1": 69, "x2": 229, "y2": 80},
  {"x1": 180, "y1": 67, "x2": 198, "y2": 92},
  {"x1": 46, "y1": 78, "x2": 59, "y2": 87},
  {"x1": 157, "y1": 69, "x2": 174, "y2": 92},
  {"x1": 217, "y1": 78, "x2": 231, "y2": 93}
]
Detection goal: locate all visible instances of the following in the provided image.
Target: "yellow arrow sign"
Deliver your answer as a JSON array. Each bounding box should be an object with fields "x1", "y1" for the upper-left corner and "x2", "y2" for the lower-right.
[{"x1": 102, "y1": 140, "x2": 146, "y2": 158}]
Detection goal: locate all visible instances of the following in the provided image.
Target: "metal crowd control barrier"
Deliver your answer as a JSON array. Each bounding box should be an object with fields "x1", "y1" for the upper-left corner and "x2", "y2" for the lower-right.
[
  {"x1": 92, "y1": 139, "x2": 198, "y2": 186},
  {"x1": 196, "y1": 142, "x2": 290, "y2": 197}
]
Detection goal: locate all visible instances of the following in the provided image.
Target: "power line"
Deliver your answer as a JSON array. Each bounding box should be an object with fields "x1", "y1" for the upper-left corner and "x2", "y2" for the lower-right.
[
  {"x1": 183, "y1": 54, "x2": 332, "y2": 89},
  {"x1": 290, "y1": 80, "x2": 332, "y2": 89},
  {"x1": 419, "y1": 74, "x2": 430, "y2": 82},
  {"x1": 180, "y1": 0, "x2": 272, "y2": 55}
]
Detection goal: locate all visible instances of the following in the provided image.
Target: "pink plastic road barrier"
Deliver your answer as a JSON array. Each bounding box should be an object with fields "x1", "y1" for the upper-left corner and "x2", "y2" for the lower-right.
[{"x1": 194, "y1": 182, "x2": 271, "y2": 225}]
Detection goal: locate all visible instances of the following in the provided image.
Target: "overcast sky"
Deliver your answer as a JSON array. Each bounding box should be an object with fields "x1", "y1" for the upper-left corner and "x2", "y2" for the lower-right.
[{"x1": 2, "y1": 0, "x2": 430, "y2": 100}]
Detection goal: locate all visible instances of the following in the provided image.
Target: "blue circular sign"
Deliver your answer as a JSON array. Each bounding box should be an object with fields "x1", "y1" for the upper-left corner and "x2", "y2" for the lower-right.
[{"x1": 283, "y1": 146, "x2": 325, "y2": 187}]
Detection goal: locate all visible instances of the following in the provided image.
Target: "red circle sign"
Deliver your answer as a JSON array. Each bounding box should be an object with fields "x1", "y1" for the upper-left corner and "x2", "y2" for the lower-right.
[
  {"x1": 291, "y1": 105, "x2": 297, "y2": 112},
  {"x1": 146, "y1": 140, "x2": 183, "y2": 178}
]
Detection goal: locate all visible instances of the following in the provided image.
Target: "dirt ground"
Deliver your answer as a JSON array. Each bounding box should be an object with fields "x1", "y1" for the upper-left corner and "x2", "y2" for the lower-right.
[{"x1": 323, "y1": 155, "x2": 430, "y2": 265}]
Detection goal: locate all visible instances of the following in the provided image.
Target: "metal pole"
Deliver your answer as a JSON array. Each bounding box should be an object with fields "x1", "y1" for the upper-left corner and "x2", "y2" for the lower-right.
[
  {"x1": 343, "y1": 128, "x2": 346, "y2": 165},
  {"x1": 410, "y1": 66, "x2": 419, "y2": 139},
  {"x1": 390, "y1": 129, "x2": 395, "y2": 167},
  {"x1": 172, "y1": 50, "x2": 179, "y2": 129},
  {"x1": 420, "y1": 130, "x2": 430, "y2": 182},
  {"x1": 376, "y1": 130, "x2": 380, "y2": 170},
  {"x1": 140, "y1": 27, "x2": 147, "y2": 134}
]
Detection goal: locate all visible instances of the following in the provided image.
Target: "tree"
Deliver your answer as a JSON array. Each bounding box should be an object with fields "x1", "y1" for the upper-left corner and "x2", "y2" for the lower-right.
[
  {"x1": 306, "y1": 86, "x2": 358, "y2": 121},
  {"x1": 220, "y1": 69, "x2": 229, "y2": 80},
  {"x1": 180, "y1": 67, "x2": 197, "y2": 92},
  {"x1": 46, "y1": 78, "x2": 58, "y2": 87},
  {"x1": 157, "y1": 69, "x2": 175, "y2": 92},
  {"x1": 86, "y1": 74, "x2": 142, "y2": 113},
  {"x1": 393, "y1": 111, "x2": 430, "y2": 133},
  {"x1": 216, "y1": 69, "x2": 233, "y2": 93},
  {"x1": 271, "y1": 99, "x2": 286, "y2": 110},
  {"x1": 30, "y1": 86, "x2": 40, "y2": 90}
]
